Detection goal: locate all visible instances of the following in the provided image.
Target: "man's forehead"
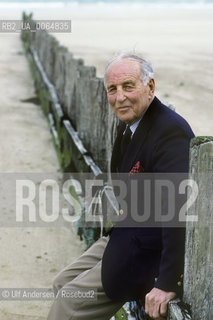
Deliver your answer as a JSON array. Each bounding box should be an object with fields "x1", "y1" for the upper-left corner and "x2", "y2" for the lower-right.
[{"x1": 105, "y1": 59, "x2": 141, "y2": 84}]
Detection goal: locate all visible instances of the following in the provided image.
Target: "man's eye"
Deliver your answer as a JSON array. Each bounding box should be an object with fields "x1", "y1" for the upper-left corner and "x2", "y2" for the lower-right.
[
  {"x1": 124, "y1": 85, "x2": 134, "y2": 91},
  {"x1": 108, "y1": 87, "x2": 116, "y2": 94}
]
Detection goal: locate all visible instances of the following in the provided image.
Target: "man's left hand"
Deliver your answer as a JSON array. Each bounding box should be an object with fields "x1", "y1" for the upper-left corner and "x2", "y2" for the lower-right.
[{"x1": 145, "y1": 287, "x2": 176, "y2": 319}]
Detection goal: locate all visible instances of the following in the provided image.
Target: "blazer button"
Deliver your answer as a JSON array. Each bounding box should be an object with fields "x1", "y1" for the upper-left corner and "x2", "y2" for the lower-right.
[
  {"x1": 177, "y1": 281, "x2": 182, "y2": 287},
  {"x1": 119, "y1": 209, "x2": 124, "y2": 215}
]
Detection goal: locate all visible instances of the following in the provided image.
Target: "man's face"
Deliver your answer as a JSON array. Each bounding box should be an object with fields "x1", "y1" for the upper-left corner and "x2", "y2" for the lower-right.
[{"x1": 105, "y1": 59, "x2": 155, "y2": 125}]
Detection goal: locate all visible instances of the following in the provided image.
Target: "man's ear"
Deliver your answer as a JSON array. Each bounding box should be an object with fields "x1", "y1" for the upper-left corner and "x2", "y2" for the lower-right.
[{"x1": 148, "y1": 78, "x2": 155, "y2": 99}]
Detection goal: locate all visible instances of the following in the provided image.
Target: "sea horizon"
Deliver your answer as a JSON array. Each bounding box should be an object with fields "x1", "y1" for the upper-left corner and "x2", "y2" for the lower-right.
[{"x1": 0, "y1": 0, "x2": 213, "y2": 5}]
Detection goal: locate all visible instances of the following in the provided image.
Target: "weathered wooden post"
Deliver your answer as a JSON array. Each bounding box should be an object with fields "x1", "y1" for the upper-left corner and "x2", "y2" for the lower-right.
[{"x1": 183, "y1": 137, "x2": 213, "y2": 319}]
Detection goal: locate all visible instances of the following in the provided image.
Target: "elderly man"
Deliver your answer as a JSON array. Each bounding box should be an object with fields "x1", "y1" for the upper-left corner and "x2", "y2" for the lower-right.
[{"x1": 47, "y1": 53, "x2": 194, "y2": 320}]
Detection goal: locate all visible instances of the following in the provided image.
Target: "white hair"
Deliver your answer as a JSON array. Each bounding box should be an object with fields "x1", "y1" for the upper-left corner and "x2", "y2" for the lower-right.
[{"x1": 104, "y1": 53, "x2": 154, "y2": 88}]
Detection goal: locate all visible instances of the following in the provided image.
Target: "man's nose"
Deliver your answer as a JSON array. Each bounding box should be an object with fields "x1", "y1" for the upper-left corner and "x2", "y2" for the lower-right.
[{"x1": 116, "y1": 88, "x2": 126, "y2": 102}]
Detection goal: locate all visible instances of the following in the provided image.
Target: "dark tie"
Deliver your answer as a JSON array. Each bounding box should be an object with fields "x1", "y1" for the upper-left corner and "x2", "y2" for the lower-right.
[{"x1": 120, "y1": 126, "x2": 132, "y2": 157}]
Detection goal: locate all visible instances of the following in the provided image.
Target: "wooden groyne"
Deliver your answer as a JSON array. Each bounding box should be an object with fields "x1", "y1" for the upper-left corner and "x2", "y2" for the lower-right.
[{"x1": 21, "y1": 13, "x2": 213, "y2": 320}]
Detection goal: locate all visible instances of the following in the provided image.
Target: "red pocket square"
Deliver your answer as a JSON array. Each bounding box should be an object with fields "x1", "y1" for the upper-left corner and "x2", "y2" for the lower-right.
[{"x1": 129, "y1": 161, "x2": 144, "y2": 175}]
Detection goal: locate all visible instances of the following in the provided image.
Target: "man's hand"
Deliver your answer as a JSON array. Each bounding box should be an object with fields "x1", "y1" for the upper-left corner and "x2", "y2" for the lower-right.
[{"x1": 145, "y1": 287, "x2": 176, "y2": 319}]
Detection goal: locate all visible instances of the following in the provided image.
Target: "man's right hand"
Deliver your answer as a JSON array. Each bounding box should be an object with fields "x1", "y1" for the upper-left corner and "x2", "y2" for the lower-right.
[{"x1": 145, "y1": 287, "x2": 176, "y2": 319}]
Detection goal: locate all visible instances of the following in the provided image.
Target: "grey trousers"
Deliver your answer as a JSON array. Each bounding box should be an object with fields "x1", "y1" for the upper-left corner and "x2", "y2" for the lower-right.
[{"x1": 47, "y1": 236, "x2": 124, "y2": 320}]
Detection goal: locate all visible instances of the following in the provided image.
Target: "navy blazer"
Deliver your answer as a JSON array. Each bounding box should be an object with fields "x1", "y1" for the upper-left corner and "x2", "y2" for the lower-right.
[{"x1": 101, "y1": 97, "x2": 195, "y2": 302}]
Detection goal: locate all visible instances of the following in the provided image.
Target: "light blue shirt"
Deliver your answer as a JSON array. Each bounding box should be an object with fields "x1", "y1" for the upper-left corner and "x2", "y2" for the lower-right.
[{"x1": 129, "y1": 117, "x2": 142, "y2": 137}]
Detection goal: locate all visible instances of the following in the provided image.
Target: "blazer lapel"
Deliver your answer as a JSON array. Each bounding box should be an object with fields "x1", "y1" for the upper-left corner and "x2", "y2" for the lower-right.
[{"x1": 111, "y1": 122, "x2": 126, "y2": 172}]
